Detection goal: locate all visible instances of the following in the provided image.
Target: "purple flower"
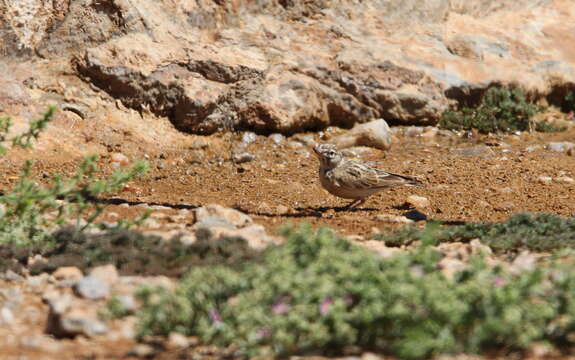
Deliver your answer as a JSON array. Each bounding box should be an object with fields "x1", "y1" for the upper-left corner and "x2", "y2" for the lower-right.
[
  {"x1": 320, "y1": 297, "x2": 333, "y2": 315},
  {"x1": 209, "y1": 309, "x2": 222, "y2": 324},
  {"x1": 493, "y1": 276, "x2": 506, "y2": 288},
  {"x1": 272, "y1": 302, "x2": 290, "y2": 315}
]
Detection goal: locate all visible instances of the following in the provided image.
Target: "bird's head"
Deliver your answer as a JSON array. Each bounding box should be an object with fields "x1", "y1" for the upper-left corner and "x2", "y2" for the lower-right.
[{"x1": 313, "y1": 143, "x2": 343, "y2": 168}]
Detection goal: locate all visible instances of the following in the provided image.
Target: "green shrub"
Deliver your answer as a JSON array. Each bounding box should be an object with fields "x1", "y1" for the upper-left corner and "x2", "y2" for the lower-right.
[
  {"x1": 440, "y1": 87, "x2": 563, "y2": 133},
  {"x1": 0, "y1": 108, "x2": 149, "y2": 248},
  {"x1": 374, "y1": 212, "x2": 575, "y2": 253},
  {"x1": 136, "y1": 224, "x2": 575, "y2": 358}
]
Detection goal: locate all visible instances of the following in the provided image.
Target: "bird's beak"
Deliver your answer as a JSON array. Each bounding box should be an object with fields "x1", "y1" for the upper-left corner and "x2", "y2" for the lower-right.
[{"x1": 312, "y1": 143, "x2": 320, "y2": 156}]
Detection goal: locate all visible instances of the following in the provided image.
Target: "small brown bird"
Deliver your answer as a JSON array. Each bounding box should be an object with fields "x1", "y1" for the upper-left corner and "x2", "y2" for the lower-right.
[{"x1": 313, "y1": 143, "x2": 421, "y2": 209}]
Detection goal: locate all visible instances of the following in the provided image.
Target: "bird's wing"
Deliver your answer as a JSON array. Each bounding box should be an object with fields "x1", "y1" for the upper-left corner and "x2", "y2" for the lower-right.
[{"x1": 336, "y1": 160, "x2": 421, "y2": 190}]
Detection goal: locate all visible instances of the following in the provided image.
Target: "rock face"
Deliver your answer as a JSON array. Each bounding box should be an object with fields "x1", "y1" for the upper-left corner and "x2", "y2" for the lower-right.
[{"x1": 2, "y1": 0, "x2": 575, "y2": 134}]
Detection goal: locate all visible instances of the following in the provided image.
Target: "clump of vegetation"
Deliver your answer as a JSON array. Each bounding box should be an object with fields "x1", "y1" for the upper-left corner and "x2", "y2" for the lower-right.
[
  {"x1": 135, "y1": 224, "x2": 575, "y2": 359},
  {"x1": 374, "y1": 212, "x2": 575, "y2": 253},
  {"x1": 0, "y1": 108, "x2": 148, "y2": 249},
  {"x1": 440, "y1": 87, "x2": 564, "y2": 133}
]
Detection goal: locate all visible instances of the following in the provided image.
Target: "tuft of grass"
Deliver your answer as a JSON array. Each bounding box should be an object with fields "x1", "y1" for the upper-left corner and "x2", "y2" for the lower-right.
[
  {"x1": 135, "y1": 223, "x2": 575, "y2": 359},
  {"x1": 440, "y1": 87, "x2": 564, "y2": 133}
]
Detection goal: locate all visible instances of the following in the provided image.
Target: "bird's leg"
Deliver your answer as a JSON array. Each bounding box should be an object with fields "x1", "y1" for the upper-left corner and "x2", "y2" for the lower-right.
[{"x1": 345, "y1": 198, "x2": 365, "y2": 210}]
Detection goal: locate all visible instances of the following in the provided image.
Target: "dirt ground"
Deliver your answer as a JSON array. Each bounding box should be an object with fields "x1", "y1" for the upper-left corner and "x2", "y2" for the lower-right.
[{"x1": 1, "y1": 118, "x2": 575, "y2": 359}]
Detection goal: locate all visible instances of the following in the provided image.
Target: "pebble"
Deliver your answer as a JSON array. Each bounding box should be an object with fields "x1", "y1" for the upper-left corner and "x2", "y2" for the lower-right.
[
  {"x1": 331, "y1": 119, "x2": 392, "y2": 150},
  {"x1": 373, "y1": 214, "x2": 413, "y2": 224},
  {"x1": 241, "y1": 131, "x2": 257, "y2": 145},
  {"x1": 89, "y1": 264, "x2": 119, "y2": 286},
  {"x1": 292, "y1": 133, "x2": 316, "y2": 146},
  {"x1": 195, "y1": 204, "x2": 253, "y2": 228},
  {"x1": 111, "y1": 152, "x2": 129, "y2": 165},
  {"x1": 59, "y1": 309, "x2": 108, "y2": 337},
  {"x1": 556, "y1": 176, "x2": 575, "y2": 184},
  {"x1": 189, "y1": 137, "x2": 209, "y2": 149},
  {"x1": 546, "y1": 141, "x2": 575, "y2": 153},
  {"x1": 232, "y1": 151, "x2": 256, "y2": 164},
  {"x1": 537, "y1": 176, "x2": 553, "y2": 185},
  {"x1": 269, "y1": 133, "x2": 285, "y2": 145},
  {"x1": 75, "y1": 275, "x2": 110, "y2": 300},
  {"x1": 167, "y1": 332, "x2": 190, "y2": 349},
  {"x1": 129, "y1": 343, "x2": 156, "y2": 358},
  {"x1": 405, "y1": 195, "x2": 430, "y2": 209},
  {"x1": 0, "y1": 306, "x2": 14, "y2": 325}
]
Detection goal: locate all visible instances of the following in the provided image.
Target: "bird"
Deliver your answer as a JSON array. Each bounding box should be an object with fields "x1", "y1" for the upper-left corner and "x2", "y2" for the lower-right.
[{"x1": 312, "y1": 143, "x2": 421, "y2": 209}]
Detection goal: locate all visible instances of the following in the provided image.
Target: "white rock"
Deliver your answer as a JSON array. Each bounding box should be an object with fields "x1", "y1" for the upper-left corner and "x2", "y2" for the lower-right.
[
  {"x1": 195, "y1": 204, "x2": 253, "y2": 228},
  {"x1": 546, "y1": 141, "x2": 575, "y2": 153},
  {"x1": 406, "y1": 195, "x2": 430, "y2": 208},
  {"x1": 537, "y1": 176, "x2": 553, "y2": 184},
  {"x1": 555, "y1": 176, "x2": 575, "y2": 184},
  {"x1": 111, "y1": 152, "x2": 129, "y2": 164},
  {"x1": 331, "y1": 119, "x2": 392, "y2": 150}
]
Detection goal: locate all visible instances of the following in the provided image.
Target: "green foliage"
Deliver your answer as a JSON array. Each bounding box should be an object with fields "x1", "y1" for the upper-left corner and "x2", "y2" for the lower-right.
[
  {"x1": 136, "y1": 224, "x2": 575, "y2": 358},
  {"x1": 374, "y1": 212, "x2": 575, "y2": 253},
  {"x1": 0, "y1": 108, "x2": 149, "y2": 247},
  {"x1": 440, "y1": 87, "x2": 563, "y2": 133}
]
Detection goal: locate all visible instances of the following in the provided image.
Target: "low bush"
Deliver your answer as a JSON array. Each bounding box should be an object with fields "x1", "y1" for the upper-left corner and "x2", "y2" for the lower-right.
[
  {"x1": 136, "y1": 224, "x2": 575, "y2": 358},
  {"x1": 374, "y1": 212, "x2": 575, "y2": 253},
  {"x1": 440, "y1": 87, "x2": 564, "y2": 133}
]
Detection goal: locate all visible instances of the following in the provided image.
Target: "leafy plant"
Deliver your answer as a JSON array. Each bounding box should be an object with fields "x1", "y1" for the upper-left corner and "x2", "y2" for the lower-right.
[
  {"x1": 135, "y1": 224, "x2": 575, "y2": 358},
  {"x1": 0, "y1": 108, "x2": 149, "y2": 247},
  {"x1": 440, "y1": 87, "x2": 563, "y2": 133}
]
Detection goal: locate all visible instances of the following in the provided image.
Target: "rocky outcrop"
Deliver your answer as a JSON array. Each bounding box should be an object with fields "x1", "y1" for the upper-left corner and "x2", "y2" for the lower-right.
[{"x1": 2, "y1": 0, "x2": 575, "y2": 134}]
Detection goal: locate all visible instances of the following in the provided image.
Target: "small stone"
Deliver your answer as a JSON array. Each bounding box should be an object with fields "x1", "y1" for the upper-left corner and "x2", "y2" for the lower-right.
[
  {"x1": 405, "y1": 126, "x2": 424, "y2": 137},
  {"x1": 75, "y1": 275, "x2": 110, "y2": 300},
  {"x1": 3, "y1": 270, "x2": 24, "y2": 282},
  {"x1": 59, "y1": 308, "x2": 108, "y2": 337},
  {"x1": 189, "y1": 137, "x2": 209, "y2": 149},
  {"x1": 195, "y1": 204, "x2": 253, "y2": 228},
  {"x1": 374, "y1": 214, "x2": 413, "y2": 224},
  {"x1": 292, "y1": 133, "x2": 316, "y2": 146},
  {"x1": 129, "y1": 344, "x2": 156, "y2": 358},
  {"x1": 286, "y1": 140, "x2": 304, "y2": 149},
  {"x1": 53, "y1": 267, "x2": 83, "y2": 285},
  {"x1": 405, "y1": 195, "x2": 430, "y2": 208},
  {"x1": 555, "y1": 176, "x2": 575, "y2": 184},
  {"x1": 89, "y1": 264, "x2": 119, "y2": 286},
  {"x1": 232, "y1": 151, "x2": 256, "y2": 164},
  {"x1": 421, "y1": 127, "x2": 439, "y2": 138},
  {"x1": 0, "y1": 307, "x2": 14, "y2": 325},
  {"x1": 546, "y1": 141, "x2": 575, "y2": 153},
  {"x1": 241, "y1": 131, "x2": 257, "y2": 145},
  {"x1": 361, "y1": 352, "x2": 382, "y2": 360},
  {"x1": 111, "y1": 152, "x2": 129, "y2": 165},
  {"x1": 269, "y1": 133, "x2": 285, "y2": 145},
  {"x1": 537, "y1": 176, "x2": 553, "y2": 185},
  {"x1": 510, "y1": 251, "x2": 536, "y2": 274},
  {"x1": 331, "y1": 119, "x2": 392, "y2": 150},
  {"x1": 167, "y1": 332, "x2": 190, "y2": 349},
  {"x1": 276, "y1": 205, "x2": 289, "y2": 214}
]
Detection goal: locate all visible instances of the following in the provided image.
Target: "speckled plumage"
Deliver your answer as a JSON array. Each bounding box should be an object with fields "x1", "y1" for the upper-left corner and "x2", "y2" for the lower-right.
[{"x1": 313, "y1": 143, "x2": 421, "y2": 208}]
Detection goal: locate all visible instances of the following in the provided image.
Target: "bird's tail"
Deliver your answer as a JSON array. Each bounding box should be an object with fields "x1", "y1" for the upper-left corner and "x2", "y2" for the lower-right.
[{"x1": 380, "y1": 172, "x2": 423, "y2": 187}]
